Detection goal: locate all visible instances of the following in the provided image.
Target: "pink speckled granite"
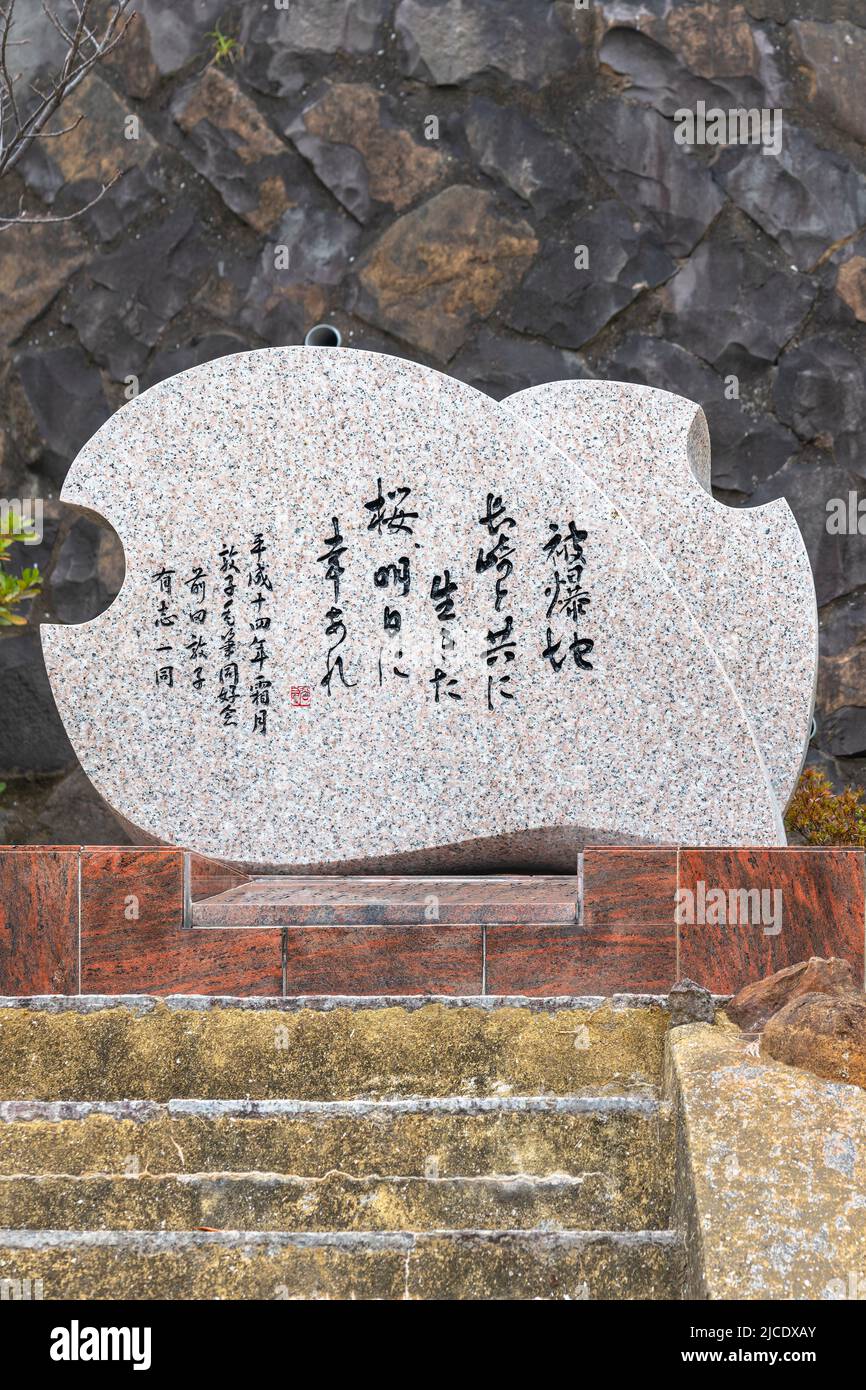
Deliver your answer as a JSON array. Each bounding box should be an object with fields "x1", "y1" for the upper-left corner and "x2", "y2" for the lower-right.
[
  {"x1": 41, "y1": 348, "x2": 785, "y2": 869},
  {"x1": 505, "y1": 381, "x2": 817, "y2": 812}
]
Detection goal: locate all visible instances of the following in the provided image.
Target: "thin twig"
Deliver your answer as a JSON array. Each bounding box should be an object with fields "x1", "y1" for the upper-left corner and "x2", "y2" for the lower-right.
[
  {"x1": 0, "y1": 166, "x2": 120, "y2": 226},
  {"x1": 20, "y1": 110, "x2": 83, "y2": 139}
]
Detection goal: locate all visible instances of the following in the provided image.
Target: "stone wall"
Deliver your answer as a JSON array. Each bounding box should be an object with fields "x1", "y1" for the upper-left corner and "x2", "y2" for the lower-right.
[{"x1": 1, "y1": 0, "x2": 865, "y2": 842}]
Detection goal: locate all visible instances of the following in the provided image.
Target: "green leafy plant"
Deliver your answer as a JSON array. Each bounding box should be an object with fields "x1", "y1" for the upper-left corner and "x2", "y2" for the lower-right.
[
  {"x1": 0, "y1": 516, "x2": 41, "y2": 626},
  {"x1": 784, "y1": 766, "x2": 866, "y2": 848},
  {"x1": 207, "y1": 23, "x2": 239, "y2": 65}
]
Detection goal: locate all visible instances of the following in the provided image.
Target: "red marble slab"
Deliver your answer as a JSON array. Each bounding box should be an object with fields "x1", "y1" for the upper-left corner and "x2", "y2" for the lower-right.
[
  {"x1": 282, "y1": 925, "x2": 483, "y2": 995},
  {"x1": 80, "y1": 848, "x2": 182, "y2": 993},
  {"x1": 193, "y1": 875, "x2": 579, "y2": 927},
  {"x1": 0, "y1": 849, "x2": 78, "y2": 994},
  {"x1": 189, "y1": 852, "x2": 251, "y2": 903},
  {"x1": 677, "y1": 847, "x2": 866, "y2": 993},
  {"x1": 485, "y1": 922, "x2": 676, "y2": 996},
  {"x1": 150, "y1": 931, "x2": 282, "y2": 995},
  {"x1": 80, "y1": 848, "x2": 280, "y2": 994},
  {"x1": 582, "y1": 847, "x2": 678, "y2": 925},
  {"x1": 81, "y1": 847, "x2": 183, "y2": 930}
]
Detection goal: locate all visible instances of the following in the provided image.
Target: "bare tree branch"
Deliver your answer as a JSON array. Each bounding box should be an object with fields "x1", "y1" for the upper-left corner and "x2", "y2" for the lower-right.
[
  {"x1": 0, "y1": 165, "x2": 119, "y2": 227},
  {"x1": 0, "y1": 0, "x2": 23, "y2": 144},
  {"x1": 0, "y1": 0, "x2": 134, "y2": 213}
]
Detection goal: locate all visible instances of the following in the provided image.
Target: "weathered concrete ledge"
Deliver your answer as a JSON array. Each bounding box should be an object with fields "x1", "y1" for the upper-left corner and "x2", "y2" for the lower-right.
[
  {"x1": 0, "y1": 1091, "x2": 673, "y2": 1230},
  {"x1": 666, "y1": 1021, "x2": 866, "y2": 1299},
  {"x1": 0, "y1": 1169, "x2": 669, "y2": 1233},
  {"x1": 0, "y1": 994, "x2": 670, "y2": 1013},
  {"x1": 0, "y1": 1095, "x2": 672, "y2": 1212},
  {"x1": 0, "y1": 1094, "x2": 666, "y2": 1120},
  {"x1": 0, "y1": 999, "x2": 667, "y2": 1101},
  {"x1": 0, "y1": 1227, "x2": 684, "y2": 1300}
]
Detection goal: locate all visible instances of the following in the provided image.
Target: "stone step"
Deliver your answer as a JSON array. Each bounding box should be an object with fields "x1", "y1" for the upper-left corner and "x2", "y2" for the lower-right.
[
  {"x1": 0, "y1": 1166, "x2": 670, "y2": 1232},
  {"x1": 192, "y1": 875, "x2": 580, "y2": 927},
  {"x1": 0, "y1": 1228, "x2": 685, "y2": 1299},
  {"x1": 0, "y1": 1095, "x2": 672, "y2": 1187},
  {"x1": 0, "y1": 997, "x2": 666, "y2": 1101}
]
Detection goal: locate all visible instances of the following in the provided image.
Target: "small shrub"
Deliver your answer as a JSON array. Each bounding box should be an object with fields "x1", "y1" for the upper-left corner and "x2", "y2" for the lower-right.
[
  {"x1": 784, "y1": 766, "x2": 866, "y2": 848},
  {"x1": 207, "y1": 24, "x2": 238, "y2": 65},
  {"x1": 0, "y1": 516, "x2": 41, "y2": 626}
]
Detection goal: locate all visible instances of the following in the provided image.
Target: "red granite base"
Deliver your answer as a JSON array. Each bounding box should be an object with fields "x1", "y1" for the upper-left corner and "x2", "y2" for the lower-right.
[{"x1": 0, "y1": 845, "x2": 863, "y2": 997}]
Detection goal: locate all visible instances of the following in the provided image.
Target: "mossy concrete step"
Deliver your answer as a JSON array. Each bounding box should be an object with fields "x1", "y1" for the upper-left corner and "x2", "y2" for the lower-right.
[
  {"x1": 0, "y1": 1166, "x2": 670, "y2": 1232},
  {"x1": 0, "y1": 1228, "x2": 685, "y2": 1299},
  {"x1": 0, "y1": 1095, "x2": 672, "y2": 1190},
  {"x1": 0, "y1": 996, "x2": 667, "y2": 1101}
]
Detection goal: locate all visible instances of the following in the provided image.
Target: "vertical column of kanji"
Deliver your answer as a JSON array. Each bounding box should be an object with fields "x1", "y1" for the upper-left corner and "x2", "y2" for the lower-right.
[
  {"x1": 477, "y1": 492, "x2": 517, "y2": 710},
  {"x1": 217, "y1": 542, "x2": 241, "y2": 728},
  {"x1": 247, "y1": 532, "x2": 274, "y2": 735},
  {"x1": 429, "y1": 562, "x2": 463, "y2": 704},
  {"x1": 183, "y1": 562, "x2": 210, "y2": 698},
  {"x1": 152, "y1": 565, "x2": 178, "y2": 690},
  {"x1": 541, "y1": 519, "x2": 594, "y2": 676},
  {"x1": 364, "y1": 476, "x2": 419, "y2": 692},
  {"x1": 317, "y1": 516, "x2": 355, "y2": 695}
]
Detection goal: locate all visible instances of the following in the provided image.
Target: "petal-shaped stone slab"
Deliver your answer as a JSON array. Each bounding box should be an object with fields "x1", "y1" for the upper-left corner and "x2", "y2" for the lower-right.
[
  {"x1": 505, "y1": 380, "x2": 817, "y2": 811},
  {"x1": 41, "y1": 349, "x2": 784, "y2": 870}
]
